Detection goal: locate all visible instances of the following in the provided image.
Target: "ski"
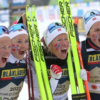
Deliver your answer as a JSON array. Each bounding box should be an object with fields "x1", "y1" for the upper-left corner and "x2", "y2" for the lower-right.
[
  {"x1": 26, "y1": 5, "x2": 53, "y2": 100},
  {"x1": 58, "y1": 0, "x2": 77, "y2": 98},
  {"x1": 58, "y1": 0, "x2": 87, "y2": 100},
  {"x1": 26, "y1": 5, "x2": 47, "y2": 100},
  {"x1": 31, "y1": 5, "x2": 53, "y2": 100}
]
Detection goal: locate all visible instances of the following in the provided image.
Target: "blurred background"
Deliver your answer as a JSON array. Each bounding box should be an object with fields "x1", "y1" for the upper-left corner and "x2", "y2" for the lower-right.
[
  {"x1": 0, "y1": 0, "x2": 100, "y2": 100},
  {"x1": 0, "y1": 0, "x2": 100, "y2": 38}
]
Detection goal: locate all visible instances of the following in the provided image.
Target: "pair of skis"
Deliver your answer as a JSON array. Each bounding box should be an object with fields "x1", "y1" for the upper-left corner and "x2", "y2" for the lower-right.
[
  {"x1": 26, "y1": 5, "x2": 53, "y2": 100},
  {"x1": 58, "y1": 0, "x2": 91, "y2": 100}
]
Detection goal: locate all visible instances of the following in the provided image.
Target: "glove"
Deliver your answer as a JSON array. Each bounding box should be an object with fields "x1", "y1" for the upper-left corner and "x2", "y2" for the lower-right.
[
  {"x1": 50, "y1": 64, "x2": 62, "y2": 79},
  {"x1": 80, "y1": 69, "x2": 90, "y2": 81}
]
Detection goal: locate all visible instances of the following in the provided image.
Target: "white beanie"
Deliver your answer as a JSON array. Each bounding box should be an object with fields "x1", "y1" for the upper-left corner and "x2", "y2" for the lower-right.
[
  {"x1": 9, "y1": 29, "x2": 28, "y2": 39},
  {"x1": 43, "y1": 23, "x2": 67, "y2": 46},
  {"x1": 0, "y1": 34, "x2": 9, "y2": 39},
  {"x1": 83, "y1": 10, "x2": 100, "y2": 35}
]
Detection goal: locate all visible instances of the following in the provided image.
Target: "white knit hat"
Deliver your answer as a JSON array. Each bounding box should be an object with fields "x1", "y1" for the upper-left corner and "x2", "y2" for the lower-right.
[
  {"x1": 9, "y1": 29, "x2": 28, "y2": 39},
  {"x1": 83, "y1": 9, "x2": 100, "y2": 35},
  {"x1": 43, "y1": 22, "x2": 67, "y2": 46},
  {"x1": 8, "y1": 24, "x2": 28, "y2": 39},
  {"x1": 0, "y1": 34, "x2": 9, "y2": 39}
]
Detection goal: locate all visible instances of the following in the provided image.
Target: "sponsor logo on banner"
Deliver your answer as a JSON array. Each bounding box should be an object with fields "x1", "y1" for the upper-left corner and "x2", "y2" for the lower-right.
[
  {"x1": 76, "y1": 17, "x2": 85, "y2": 33},
  {"x1": 0, "y1": 10, "x2": 9, "y2": 22},
  {"x1": 0, "y1": 0, "x2": 9, "y2": 8},
  {"x1": 12, "y1": 0, "x2": 26, "y2": 7},
  {"x1": 57, "y1": 8, "x2": 60, "y2": 19},
  {"x1": 37, "y1": 10, "x2": 43, "y2": 21},
  {"x1": 48, "y1": 9, "x2": 55, "y2": 20}
]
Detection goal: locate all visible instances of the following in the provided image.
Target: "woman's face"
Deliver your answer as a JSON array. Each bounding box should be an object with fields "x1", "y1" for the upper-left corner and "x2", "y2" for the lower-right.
[
  {"x1": 11, "y1": 34, "x2": 29, "y2": 60},
  {"x1": 48, "y1": 33, "x2": 69, "y2": 60},
  {"x1": 88, "y1": 21, "x2": 100, "y2": 47},
  {"x1": 0, "y1": 37, "x2": 11, "y2": 68}
]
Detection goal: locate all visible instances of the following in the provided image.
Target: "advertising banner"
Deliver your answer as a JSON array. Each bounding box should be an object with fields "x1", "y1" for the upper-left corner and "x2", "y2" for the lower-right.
[
  {"x1": 0, "y1": 0, "x2": 9, "y2": 8},
  {"x1": 11, "y1": 0, "x2": 27, "y2": 8}
]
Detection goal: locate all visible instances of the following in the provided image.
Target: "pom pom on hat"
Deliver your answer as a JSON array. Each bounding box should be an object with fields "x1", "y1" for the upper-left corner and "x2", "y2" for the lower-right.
[
  {"x1": 83, "y1": 9, "x2": 100, "y2": 35},
  {"x1": 43, "y1": 22, "x2": 67, "y2": 46},
  {"x1": 13, "y1": 20, "x2": 18, "y2": 25}
]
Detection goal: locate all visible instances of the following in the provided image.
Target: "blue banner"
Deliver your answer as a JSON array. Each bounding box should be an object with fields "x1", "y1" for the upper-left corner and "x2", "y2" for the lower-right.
[
  {"x1": 0, "y1": 0, "x2": 9, "y2": 8},
  {"x1": 11, "y1": 0, "x2": 27, "y2": 7},
  {"x1": 0, "y1": 10, "x2": 9, "y2": 22}
]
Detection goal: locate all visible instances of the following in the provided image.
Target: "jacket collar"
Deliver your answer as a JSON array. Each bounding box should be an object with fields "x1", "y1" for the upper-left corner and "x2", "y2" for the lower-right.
[
  {"x1": 86, "y1": 38, "x2": 100, "y2": 52},
  {"x1": 7, "y1": 54, "x2": 19, "y2": 63}
]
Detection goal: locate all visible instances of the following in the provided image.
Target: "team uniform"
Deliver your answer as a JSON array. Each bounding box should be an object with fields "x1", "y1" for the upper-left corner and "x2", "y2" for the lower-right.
[
  {"x1": 0, "y1": 26, "x2": 12, "y2": 99},
  {"x1": 30, "y1": 46, "x2": 69, "y2": 100},
  {"x1": 44, "y1": 48, "x2": 69, "y2": 100},
  {"x1": 0, "y1": 23, "x2": 29, "y2": 100},
  {"x1": 0, "y1": 54, "x2": 27, "y2": 100},
  {"x1": 82, "y1": 9, "x2": 100, "y2": 100},
  {"x1": 81, "y1": 38, "x2": 100, "y2": 100}
]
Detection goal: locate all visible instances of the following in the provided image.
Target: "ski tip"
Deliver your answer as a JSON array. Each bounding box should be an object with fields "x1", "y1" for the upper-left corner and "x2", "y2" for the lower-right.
[
  {"x1": 74, "y1": 17, "x2": 79, "y2": 25},
  {"x1": 31, "y1": 5, "x2": 36, "y2": 12},
  {"x1": 26, "y1": 5, "x2": 31, "y2": 12}
]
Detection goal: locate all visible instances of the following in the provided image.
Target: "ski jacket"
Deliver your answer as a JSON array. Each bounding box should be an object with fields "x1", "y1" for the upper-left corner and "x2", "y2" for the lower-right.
[
  {"x1": 0, "y1": 54, "x2": 27, "y2": 100},
  {"x1": 44, "y1": 47, "x2": 70, "y2": 100},
  {"x1": 81, "y1": 38, "x2": 100, "y2": 100},
  {"x1": 30, "y1": 47, "x2": 70, "y2": 100}
]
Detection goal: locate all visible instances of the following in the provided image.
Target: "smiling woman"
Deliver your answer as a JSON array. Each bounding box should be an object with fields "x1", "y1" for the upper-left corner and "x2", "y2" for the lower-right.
[
  {"x1": 42, "y1": 22, "x2": 69, "y2": 100},
  {"x1": 0, "y1": 26, "x2": 11, "y2": 68},
  {"x1": 30, "y1": 22, "x2": 70, "y2": 100},
  {"x1": 0, "y1": 23, "x2": 29, "y2": 100},
  {"x1": 81, "y1": 9, "x2": 100, "y2": 100},
  {"x1": 11, "y1": 34, "x2": 29, "y2": 60},
  {"x1": 8, "y1": 23, "x2": 29, "y2": 60}
]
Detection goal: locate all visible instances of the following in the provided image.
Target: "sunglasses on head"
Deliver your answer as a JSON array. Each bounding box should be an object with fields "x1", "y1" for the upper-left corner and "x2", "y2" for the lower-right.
[
  {"x1": 0, "y1": 26, "x2": 9, "y2": 35},
  {"x1": 84, "y1": 10, "x2": 100, "y2": 24},
  {"x1": 8, "y1": 23, "x2": 27, "y2": 33},
  {"x1": 48, "y1": 22, "x2": 64, "y2": 33}
]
